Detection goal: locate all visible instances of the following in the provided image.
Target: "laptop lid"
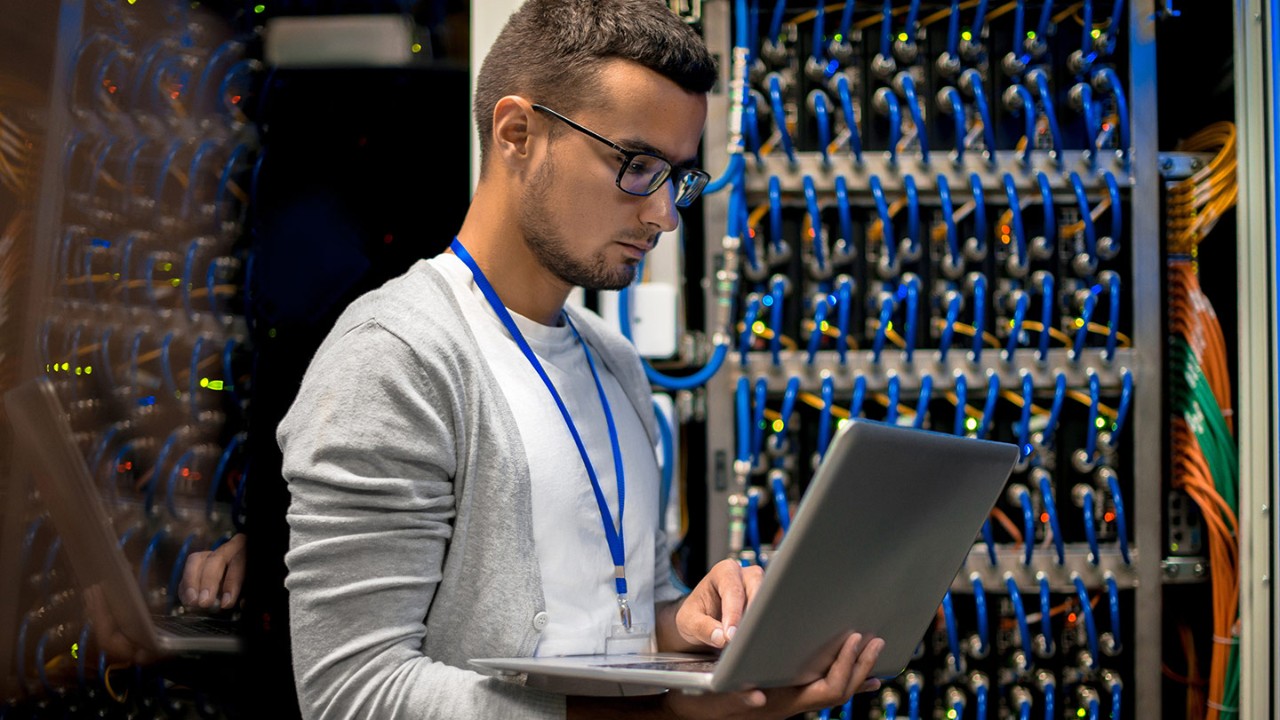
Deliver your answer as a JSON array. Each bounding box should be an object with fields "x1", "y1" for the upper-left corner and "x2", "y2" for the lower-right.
[
  {"x1": 4, "y1": 377, "x2": 242, "y2": 656},
  {"x1": 471, "y1": 417, "x2": 1018, "y2": 693}
]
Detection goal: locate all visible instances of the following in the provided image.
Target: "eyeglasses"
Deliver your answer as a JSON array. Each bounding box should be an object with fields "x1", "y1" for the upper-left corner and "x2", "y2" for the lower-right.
[{"x1": 532, "y1": 104, "x2": 710, "y2": 208}]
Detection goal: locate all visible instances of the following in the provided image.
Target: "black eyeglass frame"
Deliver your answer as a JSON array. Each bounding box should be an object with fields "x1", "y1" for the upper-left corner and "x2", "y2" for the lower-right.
[{"x1": 532, "y1": 104, "x2": 710, "y2": 208}]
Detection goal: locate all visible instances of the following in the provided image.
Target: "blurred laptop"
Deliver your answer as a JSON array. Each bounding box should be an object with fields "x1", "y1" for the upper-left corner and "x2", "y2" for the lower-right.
[
  {"x1": 471, "y1": 417, "x2": 1019, "y2": 693},
  {"x1": 4, "y1": 376, "x2": 242, "y2": 655}
]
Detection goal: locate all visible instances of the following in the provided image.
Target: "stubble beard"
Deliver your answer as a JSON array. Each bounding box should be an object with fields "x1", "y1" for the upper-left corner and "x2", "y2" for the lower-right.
[{"x1": 518, "y1": 157, "x2": 645, "y2": 292}]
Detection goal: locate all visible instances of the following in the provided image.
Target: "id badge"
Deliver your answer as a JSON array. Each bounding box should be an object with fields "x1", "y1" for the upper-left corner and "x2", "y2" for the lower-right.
[{"x1": 605, "y1": 623, "x2": 653, "y2": 656}]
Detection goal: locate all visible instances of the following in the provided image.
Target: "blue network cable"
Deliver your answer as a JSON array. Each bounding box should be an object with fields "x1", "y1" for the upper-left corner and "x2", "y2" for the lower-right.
[
  {"x1": 1007, "y1": 291, "x2": 1029, "y2": 361},
  {"x1": 880, "y1": 89, "x2": 903, "y2": 166},
  {"x1": 1072, "y1": 574, "x2": 1100, "y2": 666},
  {"x1": 746, "y1": 490, "x2": 763, "y2": 564},
  {"x1": 1041, "y1": 674, "x2": 1056, "y2": 720},
  {"x1": 772, "y1": 473, "x2": 792, "y2": 535},
  {"x1": 1069, "y1": 172, "x2": 1099, "y2": 272},
  {"x1": 914, "y1": 375, "x2": 932, "y2": 429},
  {"x1": 971, "y1": 273, "x2": 988, "y2": 363},
  {"x1": 970, "y1": 572, "x2": 989, "y2": 656},
  {"x1": 1109, "y1": 368, "x2": 1134, "y2": 449},
  {"x1": 813, "y1": 91, "x2": 833, "y2": 169},
  {"x1": 835, "y1": 177, "x2": 853, "y2": 263},
  {"x1": 1103, "y1": 272, "x2": 1121, "y2": 362},
  {"x1": 1038, "y1": 574, "x2": 1055, "y2": 655},
  {"x1": 1007, "y1": 83, "x2": 1037, "y2": 169},
  {"x1": 1042, "y1": 372, "x2": 1068, "y2": 448},
  {"x1": 817, "y1": 375, "x2": 836, "y2": 459},
  {"x1": 1005, "y1": 574, "x2": 1033, "y2": 671},
  {"x1": 942, "y1": 591, "x2": 963, "y2": 672},
  {"x1": 886, "y1": 374, "x2": 901, "y2": 425},
  {"x1": 752, "y1": 377, "x2": 769, "y2": 462},
  {"x1": 975, "y1": 681, "x2": 988, "y2": 719},
  {"x1": 769, "y1": 175, "x2": 785, "y2": 256},
  {"x1": 835, "y1": 74, "x2": 864, "y2": 164},
  {"x1": 870, "y1": 175, "x2": 897, "y2": 271},
  {"x1": 1018, "y1": 486, "x2": 1035, "y2": 565},
  {"x1": 1104, "y1": 571, "x2": 1124, "y2": 651},
  {"x1": 1080, "y1": 485, "x2": 1101, "y2": 565},
  {"x1": 978, "y1": 372, "x2": 1000, "y2": 439},
  {"x1": 903, "y1": 274, "x2": 920, "y2": 363},
  {"x1": 736, "y1": 377, "x2": 752, "y2": 469},
  {"x1": 1105, "y1": 469, "x2": 1131, "y2": 565},
  {"x1": 945, "y1": 0, "x2": 962, "y2": 60},
  {"x1": 850, "y1": 374, "x2": 868, "y2": 419},
  {"x1": 1017, "y1": 372, "x2": 1034, "y2": 458},
  {"x1": 1035, "y1": 272, "x2": 1055, "y2": 363},
  {"x1": 807, "y1": 297, "x2": 831, "y2": 365},
  {"x1": 941, "y1": 86, "x2": 967, "y2": 163},
  {"x1": 836, "y1": 275, "x2": 854, "y2": 365},
  {"x1": 878, "y1": 0, "x2": 894, "y2": 62},
  {"x1": 899, "y1": 73, "x2": 930, "y2": 163},
  {"x1": 940, "y1": 292, "x2": 962, "y2": 363},
  {"x1": 1072, "y1": 289, "x2": 1099, "y2": 363},
  {"x1": 1085, "y1": 370, "x2": 1101, "y2": 467},
  {"x1": 953, "y1": 373, "x2": 969, "y2": 436},
  {"x1": 1036, "y1": 171, "x2": 1056, "y2": 256},
  {"x1": 768, "y1": 74, "x2": 797, "y2": 166},
  {"x1": 968, "y1": 172, "x2": 989, "y2": 256},
  {"x1": 961, "y1": 71, "x2": 998, "y2": 163},
  {"x1": 982, "y1": 519, "x2": 999, "y2": 566},
  {"x1": 803, "y1": 175, "x2": 826, "y2": 273},
  {"x1": 1102, "y1": 171, "x2": 1122, "y2": 257},
  {"x1": 872, "y1": 293, "x2": 895, "y2": 365},
  {"x1": 907, "y1": 674, "x2": 922, "y2": 720},
  {"x1": 774, "y1": 375, "x2": 801, "y2": 455},
  {"x1": 739, "y1": 295, "x2": 761, "y2": 367},
  {"x1": 769, "y1": 277, "x2": 786, "y2": 366},
  {"x1": 938, "y1": 175, "x2": 962, "y2": 271},
  {"x1": 1030, "y1": 70, "x2": 1065, "y2": 166},
  {"x1": 1078, "y1": 81, "x2": 1101, "y2": 171},
  {"x1": 1003, "y1": 173, "x2": 1030, "y2": 272},
  {"x1": 618, "y1": 285, "x2": 729, "y2": 390},
  {"x1": 1094, "y1": 67, "x2": 1131, "y2": 164},
  {"x1": 903, "y1": 175, "x2": 921, "y2": 260},
  {"x1": 1040, "y1": 473, "x2": 1065, "y2": 565}
]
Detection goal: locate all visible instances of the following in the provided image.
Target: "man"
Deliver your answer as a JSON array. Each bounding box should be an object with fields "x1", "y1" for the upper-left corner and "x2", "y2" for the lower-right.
[{"x1": 277, "y1": 1, "x2": 884, "y2": 718}]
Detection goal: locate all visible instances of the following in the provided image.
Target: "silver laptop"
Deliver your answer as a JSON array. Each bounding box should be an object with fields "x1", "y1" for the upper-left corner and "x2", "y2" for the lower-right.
[
  {"x1": 470, "y1": 417, "x2": 1018, "y2": 693},
  {"x1": 4, "y1": 377, "x2": 243, "y2": 655}
]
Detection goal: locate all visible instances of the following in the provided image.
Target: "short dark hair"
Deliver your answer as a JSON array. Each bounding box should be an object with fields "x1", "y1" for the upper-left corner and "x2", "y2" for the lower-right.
[{"x1": 473, "y1": 0, "x2": 718, "y2": 173}]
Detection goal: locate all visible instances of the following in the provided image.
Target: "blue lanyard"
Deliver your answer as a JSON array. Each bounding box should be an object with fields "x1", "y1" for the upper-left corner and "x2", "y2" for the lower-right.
[{"x1": 450, "y1": 238, "x2": 633, "y2": 629}]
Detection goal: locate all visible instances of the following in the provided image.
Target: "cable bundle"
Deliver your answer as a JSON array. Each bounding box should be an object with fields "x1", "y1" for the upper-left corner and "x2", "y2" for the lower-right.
[
  {"x1": 1166, "y1": 122, "x2": 1237, "y2": 254},
  {"x1": 1167, "y1": 122, "x2": 1239, "y2": 720}
]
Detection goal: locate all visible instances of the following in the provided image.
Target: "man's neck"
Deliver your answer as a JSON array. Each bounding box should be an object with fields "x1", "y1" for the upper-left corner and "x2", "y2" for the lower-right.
[{"x1": 454, "y1": 202, "x2": 571, "y2": 327}]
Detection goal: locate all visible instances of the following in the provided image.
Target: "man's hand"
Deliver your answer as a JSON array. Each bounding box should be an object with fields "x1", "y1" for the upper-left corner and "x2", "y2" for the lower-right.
[
  {"x1": 660, "y1": 632, "x2": 885, "y2": 720},
  {"x1": 179, "y1": 533, "x2": 247, "y2": 611},
  {"x1": 671, "y1": 559, "x2": 764, "y2": 650}
]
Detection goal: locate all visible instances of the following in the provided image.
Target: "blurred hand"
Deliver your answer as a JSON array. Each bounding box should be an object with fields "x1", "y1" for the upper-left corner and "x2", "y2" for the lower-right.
[{"x1": 179, "y1": 533, "x2": 246, "y2": 611}]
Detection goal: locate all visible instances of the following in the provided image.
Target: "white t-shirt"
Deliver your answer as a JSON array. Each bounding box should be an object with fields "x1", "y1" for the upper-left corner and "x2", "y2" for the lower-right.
[{"x1": 430, "y1": 253, "x2": 660, "y2": 657}]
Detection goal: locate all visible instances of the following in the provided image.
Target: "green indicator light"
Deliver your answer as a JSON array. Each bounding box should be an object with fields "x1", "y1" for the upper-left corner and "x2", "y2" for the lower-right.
[
  {"x1": 1096, "y1": 416, "x2": 1107, "y2": 429},
  {"x1": 771, "y1": 419, "x2": 784, "y2": 433},
  {"x1": 71, "y1": 643, "x2": 79, "y2": 659},
  {"x1": 200, "y1": 377, "x2": 209, "y2": 388},
  {"x1": 961, "y1": 30, "x2": 973, "y2": 41},
  {"x1": 1091, "y1": 28, "x2": 1101, "y2": 39},
  {"x1": 254, "y1": 3, "x2": 266, "y2": 12},
  {"x1": 965, "y1": 417, "x2": 979, "y2": 432},
  {"x1": 209, "y1": 380, "x2": 225, "y2": 391},
  {"x1": 897, "y1": 32, "x2": 908, "y2": 42}
]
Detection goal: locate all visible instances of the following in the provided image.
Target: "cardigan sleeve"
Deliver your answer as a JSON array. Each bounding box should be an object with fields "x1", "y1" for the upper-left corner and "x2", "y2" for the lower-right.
[{"x1": 279, "y1": 318, "x2": 565, "y2": 720}]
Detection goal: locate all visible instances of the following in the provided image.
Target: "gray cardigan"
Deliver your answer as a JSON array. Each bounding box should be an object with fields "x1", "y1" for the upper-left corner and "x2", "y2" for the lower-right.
[{"x1": 278, "y1": 259, "x2": 680, "y2": 720}]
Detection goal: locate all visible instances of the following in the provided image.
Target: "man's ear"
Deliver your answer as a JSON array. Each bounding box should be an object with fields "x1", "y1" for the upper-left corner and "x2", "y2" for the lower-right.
[{"x1": 491, "y1": 96, "x2": 538, "y2": 168}]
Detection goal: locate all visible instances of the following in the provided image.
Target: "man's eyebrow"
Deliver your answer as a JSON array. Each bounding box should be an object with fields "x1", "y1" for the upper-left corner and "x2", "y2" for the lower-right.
[{"x1": 618, "y1": 136, "x2": 699, "y2": 169}]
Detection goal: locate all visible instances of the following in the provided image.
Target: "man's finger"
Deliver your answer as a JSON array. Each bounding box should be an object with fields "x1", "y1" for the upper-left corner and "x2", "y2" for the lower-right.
[
  {"x1": 180, "y1": 552, "x2": 208, "y2": 607},
  {"x1": 710, "y1": 562, "x2": 747, "y2": 637}
]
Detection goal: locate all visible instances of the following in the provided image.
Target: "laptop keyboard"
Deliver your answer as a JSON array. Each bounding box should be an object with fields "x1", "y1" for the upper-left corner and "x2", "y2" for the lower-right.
[
  {"x1": 154, "y1": 614, "x2": 241, "y2": 638},
  {"x1": 590, "y1": 659, "x2": 720, "y2": 673}
]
